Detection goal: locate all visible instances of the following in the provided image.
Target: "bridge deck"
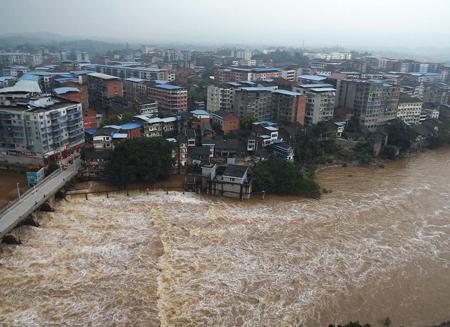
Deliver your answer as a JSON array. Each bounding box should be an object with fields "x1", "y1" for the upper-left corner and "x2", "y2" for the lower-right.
[{"x1": 0, "y1": 161, "x2": 79, "y2": 240}]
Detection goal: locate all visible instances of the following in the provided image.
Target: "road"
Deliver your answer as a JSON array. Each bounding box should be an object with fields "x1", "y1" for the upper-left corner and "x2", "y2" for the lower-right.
[{"x1": 0, "y1": 161, "x2": 79, "y2": 240}]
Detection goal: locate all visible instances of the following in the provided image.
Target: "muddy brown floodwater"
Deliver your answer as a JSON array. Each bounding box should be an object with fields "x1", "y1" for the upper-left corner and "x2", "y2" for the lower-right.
[
  {"x1": 0, "y1": 170, "x2": 28, "y2": 208},
  {"x1": 1, "y1": 148, "x2": 449, "y2": 326}
]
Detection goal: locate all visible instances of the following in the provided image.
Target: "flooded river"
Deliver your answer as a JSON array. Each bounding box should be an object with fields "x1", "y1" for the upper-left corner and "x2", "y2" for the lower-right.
[{"x1": 0, "y1": 149, "x2": 449, "y2": 326}]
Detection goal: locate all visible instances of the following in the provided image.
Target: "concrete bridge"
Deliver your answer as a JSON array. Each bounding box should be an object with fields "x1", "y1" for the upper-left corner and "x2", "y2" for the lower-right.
[{"x1": 0, "y1": 160, "x2": 80, "y2": 241}]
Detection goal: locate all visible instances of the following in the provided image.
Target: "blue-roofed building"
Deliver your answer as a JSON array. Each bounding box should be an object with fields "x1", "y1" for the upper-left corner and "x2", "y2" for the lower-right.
[
  {"x1": 215, "y1": 66, "x2": 282, "y2": 83},
  {"x1": 90, "y1": 64, "x2": 169, "y2": 81},
  {"x1": 190, "y1": 109, "x2": 210, "y2": 119},
  {"x1": 148, "y1": 83, "x2": 187, "y2": 112},
  {"x1": 295, "y1": 83, "x2": 336, "y2": 126},
  {"x1": 54, "y1": 87, "x2": 80, "y2": 95},
  {"x1": 0, "y1": 76, "x2": 16, "y2": 88},
  {"x1": 298, "y1": 75, "x2": 328, "y2": 84}
]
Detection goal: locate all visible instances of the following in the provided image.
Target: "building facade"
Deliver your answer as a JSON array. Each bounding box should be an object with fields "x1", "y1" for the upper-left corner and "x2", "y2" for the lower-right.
[
  {"x1": 147, "y1": 84, "x2": 187, "y2": 112},
  {"x1": 0, "y1": 97, "x2": 84, "y2": 164},
  {"x1": 295, "y1": 84, "x2": 336, "y2": 125},
  {"x1": 337, "y1": 79, "x2": 400, "y2": 129},
  {"x1": 396, "y1": 95, "x2": 423, "y2": 125},
  {"x1": 87, "y1": 73, "x2": 123, "y2": 111}
]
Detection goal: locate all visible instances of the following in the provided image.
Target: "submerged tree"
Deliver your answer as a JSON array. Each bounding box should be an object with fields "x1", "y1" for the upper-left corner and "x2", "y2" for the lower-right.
[
  {"x1": 106, "y1": 137, "x2": 174, "y2": 186},
  {"x1": 252, "y1": 158, "x2": 321, "y2": 198}
]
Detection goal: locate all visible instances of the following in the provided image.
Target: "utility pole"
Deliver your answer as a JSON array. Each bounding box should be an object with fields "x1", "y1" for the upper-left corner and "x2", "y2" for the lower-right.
[{"x1": 16, "y1": 182, "x2": 21, "y2": 199}]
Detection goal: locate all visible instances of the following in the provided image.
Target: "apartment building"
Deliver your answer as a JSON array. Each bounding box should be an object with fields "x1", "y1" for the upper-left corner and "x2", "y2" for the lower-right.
[
  {"x1": 134, "y1": 115, "x2": 178, "y2": 137},
  {"x1": 214, "y1": 67, "x2": 282, "y2": 83},
  {"x1": 147, "y1": 84, "x2": 187, "y2": 112},
  {"x1": 233, "y1": 87, "x2": 275, "y2": 121},
  {"x1": 0, "y1": 76, "x2": 16, "y2": 89},
  {"x1": 295, "y1": 84, "x2": 336, "y2": 125},
  {"x1": 88, "y1": 64, "x2": 168, "y2": 81},
  {"x1": 206, "y1": 82, "x2": 242, "y2": 112},
  {"x1": 0, "y1": 97, "x2": 84, "y2": 164},
  {"x1": 396, "y1": 94, "x2": 423, "y2": 125},
  {"x1": 2, "y1": 66, "x2": 29, "y2": 78},
  {"x1": 87, "y1": 72, "x2": 123, "y2": 111},
  {"x1": 271, "y1": 90, "x2": 306, "y2": 124},
  {"x1": 281, "y1": 69, "x2": 297, "y2": 82},
  {"x1": 336, "y1": 79, "x2": 400, "y2": 129},
  {"x1": 0, "y1": 52, "x2": 43, "y2": 66},
  {"x1": 124, "y1": 77, "x2": 147, "y2": 102}
]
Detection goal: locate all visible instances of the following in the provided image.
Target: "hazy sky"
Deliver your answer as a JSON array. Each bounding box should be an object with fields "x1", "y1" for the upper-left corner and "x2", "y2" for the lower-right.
[{"x1": 2, "y1": 0, "x2": 450, "y2": 48}]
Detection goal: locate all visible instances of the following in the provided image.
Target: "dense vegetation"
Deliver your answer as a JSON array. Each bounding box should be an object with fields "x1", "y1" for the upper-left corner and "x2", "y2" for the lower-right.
[
  {"x1": 106, "y1": 138, "x2": 174, "y2": 186},
  {"x1": 252, "y1": 158, "x2": 321, "y2": 198},
  {"x1": 294, "y1": 122, "x2": 337, "y2": 165},
  {"x1": 100, "y1": 112, "x2": 136, "y2": 127}
]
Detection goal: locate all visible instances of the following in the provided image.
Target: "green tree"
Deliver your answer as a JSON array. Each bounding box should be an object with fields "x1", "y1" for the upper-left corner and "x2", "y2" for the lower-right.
[
  {"x1": 106, "y1": 138, "x2": 174, "y2": 186},
  {"x1": 241, "y1": 114, "x2": 256, "y2": 130},
  {"x1": 252, "y1": 158, "x2": 321, "y2": 198},
  {"x1": 385, "y1": 120, "x2": 415, "y2": 153},
  {"x1": 101, "y1": 112, "x2": 136, "y2": 127},
  {"x1": 294, "y1": 122, "x2": 337, "y2": 165}
]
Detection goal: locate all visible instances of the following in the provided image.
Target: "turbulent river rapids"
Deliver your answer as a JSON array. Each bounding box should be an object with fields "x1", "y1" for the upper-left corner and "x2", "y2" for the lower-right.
[{"x1": 1, "y1": 148, "x2": 450, "y2": 326}]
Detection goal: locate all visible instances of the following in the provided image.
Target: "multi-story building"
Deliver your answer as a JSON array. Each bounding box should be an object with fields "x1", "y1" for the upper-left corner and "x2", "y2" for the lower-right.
[
  {"x1": 206, "y1": 82, "x2": 241, "y2": 112},
  {"x1": 87, "y1": 73, "x2": 123, "y2": 111},
  {"x1": 0, "y1": 52, "x2": 43, "y2": 66},
  {"x1": 271, "y1": 90, "x2": 306, "y2": 124},
  {"x1": 336, "y1": 79, "x2": 400, "y2": 129},
  {"x1": 396, "y1": 94, "x2": 423, "y2": 125},
  {"x1": 0, "y1": 97, "x2": 84, "y2": 164},
  {"x1": 0, "y1": 76, "x2": 16, "y2": 89},
  {"x1": 124, "y1": 77, "x2": 147, "y2": 102},
  {"x1": 295, "y1": 84, "x2": 336, "y2": 125},
  {"x1": 214, "y1": 67, "x2": 282, "y2": 83},
  {"x1": 2, "y1": 66, "x2": 29, "y2": 78},
  {"x1": 134, "y1": 115, "x2": 178, "y2": 137},
  {"x1": 88, "y1": 64, "x2": 168, "y2": 81},
  {"x1": 232, "y1": 48, "x2": 252, "y2": 61},
  {"x1": 232, "y1": 87, "x2": 275, "y2": 121},
  {"x1": 281, "y1": 69, "x2": 297, "y2": 82},
  {"x1": 211, "y1": 111, "x2": 240, "y2": 134},
  {"x1": 147, "y1": 84, "x2": 187, "y2": 112}
]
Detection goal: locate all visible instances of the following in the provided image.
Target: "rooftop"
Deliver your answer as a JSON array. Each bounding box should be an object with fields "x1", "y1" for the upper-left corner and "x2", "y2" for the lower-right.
[
  {"x1": 298, "y1": 75, "x2": 327, "y2": 81},
  {"x1": 272, "y1": 89, "x2": 301, "y2": 96},
  {"x1": 309, "y1": 87, "x2": 336, "y2": 92},
  {"x1": 118, "y1": 122, "x2": 142, "y2": 130},
  {"x1": 88, "y1": 72, "x2": 119, "y2": 80},
  {"x1": 154, "y1": 84, "x2": 184, "y2": 90},
  {"x1": 223, "y1": 164, "x2": 249, "y2": 178},
  {"x1": 0, "y1": 79, "x2": 42, "y2": 94},
  {"x1": 54, "y1": 87, "x2": 80, "y2": 95},
  {"x1": 126, "y1": 77, "x2": 145, "y2": 83}
]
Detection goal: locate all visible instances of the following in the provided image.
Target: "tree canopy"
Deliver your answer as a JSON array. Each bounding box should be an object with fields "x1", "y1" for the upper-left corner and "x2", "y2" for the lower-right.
[
  {"x1": 106, "y1": 138, "x2": 174, "y2": 186},
  {"x1": 252, "y1": 158, "x2": 321, "y2": 198}
]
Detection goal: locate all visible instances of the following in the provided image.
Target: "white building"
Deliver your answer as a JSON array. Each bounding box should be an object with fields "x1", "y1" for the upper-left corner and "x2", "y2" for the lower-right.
[
  {"x1": 0, "y1": 97, "x2": 84, "y2": 164},
  {"x1": 282, "y1": 69, "x2": 297, "y2": 81},
  {"x1": 295, "y1": 84, "x2": 336, "y2": 125},
  {"x1": 207, "y1": 83, "x2": 240, "y2": 112},
  {"x1": 396, "y1": 95, "x2": 423, "y2": 125}
]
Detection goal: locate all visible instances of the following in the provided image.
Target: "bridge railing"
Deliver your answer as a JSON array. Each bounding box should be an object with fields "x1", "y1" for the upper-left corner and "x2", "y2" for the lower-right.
[{"x1": 0, "y1": 161, "x2": 79, "y2": 218}]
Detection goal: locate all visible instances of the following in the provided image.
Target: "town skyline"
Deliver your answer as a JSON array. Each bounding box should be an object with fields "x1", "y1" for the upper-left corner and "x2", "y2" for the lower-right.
[{"x1": 2, "y1": 0, "x2": 450, "y2": 49}]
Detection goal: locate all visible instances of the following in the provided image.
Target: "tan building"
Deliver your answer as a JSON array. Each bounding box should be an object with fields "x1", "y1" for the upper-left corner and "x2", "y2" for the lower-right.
[
  {"x1": 147, "y1": 84, "x2": 187, "y2": 112},
  {"x1": 397, "y1": 94, "x2": 423, "y2": 125}
]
